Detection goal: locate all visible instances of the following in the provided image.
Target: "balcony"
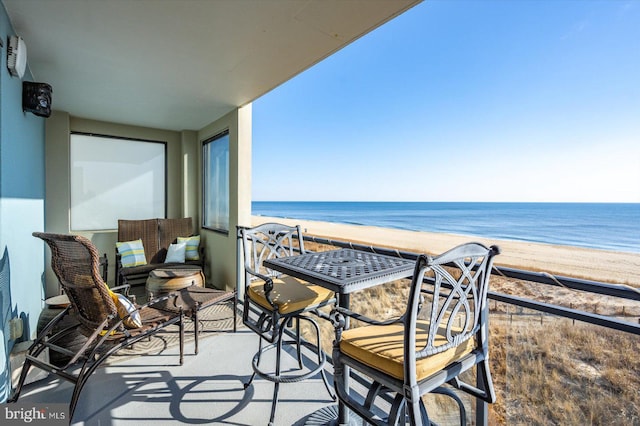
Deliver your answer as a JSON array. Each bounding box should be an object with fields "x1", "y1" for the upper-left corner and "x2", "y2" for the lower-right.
[
  {"x1": 11, "y1": 234, "x2": 640, "y2": 425},
  {"x1": 15, "y1": 328, "x2": 337, "y2": 425}
]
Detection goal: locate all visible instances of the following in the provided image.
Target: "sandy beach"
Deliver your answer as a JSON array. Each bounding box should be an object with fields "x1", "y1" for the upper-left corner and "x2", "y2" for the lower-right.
[{"x1": 253, "y1": 216, "x2": 640, "y2": 287}]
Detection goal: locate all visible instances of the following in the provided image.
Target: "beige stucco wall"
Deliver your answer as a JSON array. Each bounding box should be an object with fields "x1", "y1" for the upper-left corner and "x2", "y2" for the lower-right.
[
  {"x1": 180, "y1": 130, "x2": 200, "y2": 220},
  {"x1": 44, "y1": 113, "x2": 190, "y2": 295},
  {"x1": 198, "y1": 104, "x2": 252, "y2": 292}
]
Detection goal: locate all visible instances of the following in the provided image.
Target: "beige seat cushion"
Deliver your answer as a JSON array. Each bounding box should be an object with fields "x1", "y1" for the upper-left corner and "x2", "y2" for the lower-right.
[
  {"x1": 340, "y1": 320, "x2": 475, "y2": 381},
  {"x1": 248, "y1": 276, "x2": 334, "y2": 314}
]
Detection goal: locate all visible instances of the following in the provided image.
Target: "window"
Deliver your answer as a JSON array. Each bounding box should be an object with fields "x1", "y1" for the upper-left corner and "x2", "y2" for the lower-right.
[
  {"x1": 203, "y1": 130, "x2": 230, "y2": 232},
  {"x1": 70, "y1": 133, "x2": 166, "y2": 231}
]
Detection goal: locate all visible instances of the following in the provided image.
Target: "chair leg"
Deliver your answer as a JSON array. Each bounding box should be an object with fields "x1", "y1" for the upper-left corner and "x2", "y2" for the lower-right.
[
  {"x1": 8, "y1": 333, "x2": 54, "y2": 405},
  {"x1": 232, "y1": 296, "x2": 237, "y2": 333},
  {"x1": 406, "y1": 396, "x2": 426, "y2": 426},
  {"x1": 7, "y1": 357, "x2": 33, "y2": 404},
  {"x1": 193, "y1": 309, "x2": 200, "y2": 355},
  {"x1": 269, "y1": 321, "x2": 288, "y2": 426},
  {"x1": 70, "y1": 342, "x2": 125, "y2": 420},
  {"x1": 245, "y1": 312, "x2": 332, "y2": 425},
  {"x1": 319, "y1": 365, "x2": 336, "y2": 402},
  {"x1": 451, "y1": 358, "x2": 496, "y2": 404},
  {"x1": 389, "y1": 394, "x2": 405, "y2": 425},
  {"x1": 179, "y1": 313, "x2": 184, "y2": 365},
  {"x1": 365, "y1": 381, "x2": 384, "y2": 410},
  {"x1": 269, "y1": 382, "x2": 280, "y2": 426},
  {"x1": 419, "y1": 400, "x2": 429, "y2": 425},
  {"x1": 306, "y1": 314, "x2": 335, "y2": 401},
  {"x1": 295, "y1": 317, "x2": 303, "y2": 369},
  {"x1": 70, "y1": 371, "x2": 90, "y2": 419},
  {"x1": 478, "y1": 358, "x2": 496, "y2": 403},
  {"x1": 244, "y1": 337, "x2": 263, "y2": 389},
  {"x1": 388, "y1": 394, "x2": 432, "y2": 426},
  {"x1": 244, "y1": 372, "x2": 256, "y2": 390},
  {"x1": 431, "y1": 386, "x2": 466, "y2": 426}
]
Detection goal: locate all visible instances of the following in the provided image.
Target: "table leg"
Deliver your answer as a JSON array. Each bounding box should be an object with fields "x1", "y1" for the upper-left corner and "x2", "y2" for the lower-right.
[
  {"x1": 338, "y1": 293, "x2": 350, "y2": 426},
  {"x1": 194, "y1": 304, "x2": 200, "y2": 355}
]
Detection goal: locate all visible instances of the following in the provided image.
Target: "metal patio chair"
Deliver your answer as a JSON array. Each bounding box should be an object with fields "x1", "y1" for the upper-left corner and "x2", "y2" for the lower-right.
[
  {"x1": 239, "y1": 223, "x2": 336, "y2": 425},
  {"x1": 331, "y1": 242, "x2": 500, "y2": 425},
  {"x1": 9, "y1": 232, "x2": 184, "y2": 420}
]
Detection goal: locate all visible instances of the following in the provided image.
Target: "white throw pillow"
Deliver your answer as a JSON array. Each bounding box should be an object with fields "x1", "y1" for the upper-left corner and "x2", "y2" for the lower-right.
[{"x1": 165, "y1": 242, "x2": 186, "y2": 263}]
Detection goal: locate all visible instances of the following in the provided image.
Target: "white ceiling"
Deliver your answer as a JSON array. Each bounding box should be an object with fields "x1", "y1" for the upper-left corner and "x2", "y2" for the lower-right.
[{"x1": 3, "y1": 0, "x2": 419, "y2": 131}]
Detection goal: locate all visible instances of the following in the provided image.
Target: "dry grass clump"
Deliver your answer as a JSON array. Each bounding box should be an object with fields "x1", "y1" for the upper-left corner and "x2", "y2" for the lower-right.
[{"x1": 492, "y1": 316, "x2": 640, "y2": 425}]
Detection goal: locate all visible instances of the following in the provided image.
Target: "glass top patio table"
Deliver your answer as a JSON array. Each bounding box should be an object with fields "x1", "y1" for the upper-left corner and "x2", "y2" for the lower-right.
[{"x1": 262, "y1": 248, "x2": 415, "y2": 295}]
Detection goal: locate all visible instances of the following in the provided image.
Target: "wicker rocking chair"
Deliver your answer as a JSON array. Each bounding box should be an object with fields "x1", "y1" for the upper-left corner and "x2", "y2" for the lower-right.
[{"x1": 9, "y1": 232, "x2": 185, "y2": 420}]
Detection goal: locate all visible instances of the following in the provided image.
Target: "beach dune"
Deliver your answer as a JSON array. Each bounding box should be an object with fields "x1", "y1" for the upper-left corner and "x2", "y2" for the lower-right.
[{"x1": 253, "y1": 216, "x2": 640, "y2": 287}]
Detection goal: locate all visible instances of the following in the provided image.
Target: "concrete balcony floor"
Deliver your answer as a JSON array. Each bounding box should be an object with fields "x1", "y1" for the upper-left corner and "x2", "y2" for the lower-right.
[{"x1": 14, "y1": 328, "x2": 345, "y2": 425}]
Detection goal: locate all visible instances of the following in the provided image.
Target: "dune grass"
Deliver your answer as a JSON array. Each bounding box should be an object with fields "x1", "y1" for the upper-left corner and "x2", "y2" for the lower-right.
[{"x1": 491, "y1": 315, "x2": 640, "y2": 425}]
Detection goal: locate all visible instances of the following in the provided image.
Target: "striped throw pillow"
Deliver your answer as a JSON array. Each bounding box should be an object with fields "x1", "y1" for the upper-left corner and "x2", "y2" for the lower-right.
[
  {"x1": 116, "y1": 239, "x2": 147, "y2": 267},
  {"x1": 178, "y1": 235, "x2": 200, "y2": 261}
]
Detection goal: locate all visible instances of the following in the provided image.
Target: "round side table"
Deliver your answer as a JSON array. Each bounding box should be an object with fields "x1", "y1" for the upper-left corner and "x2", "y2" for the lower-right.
[{"x1": 146, "y1": 267, "x2": 204, "y2": 301}]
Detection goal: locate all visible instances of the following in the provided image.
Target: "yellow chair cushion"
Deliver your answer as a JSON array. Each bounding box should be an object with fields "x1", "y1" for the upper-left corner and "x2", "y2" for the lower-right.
[
  {"x1": 340, "y1": 320, "x2": 475, "y2": 381},
  {"x1": 248, "y1": 276, "x2": 334, "y2": 314}
]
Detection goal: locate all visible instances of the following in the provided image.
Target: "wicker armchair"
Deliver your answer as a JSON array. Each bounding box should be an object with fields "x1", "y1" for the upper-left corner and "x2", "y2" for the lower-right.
[
  {"x1": 9, "y1": 232, "x2": 184, "y2": 420},
  {"x1": 331, "y1": 242, "x2": 500, "y2": 425},
  {"x1": 115, "y1": 218, "x2": 204, "y2": 286}
]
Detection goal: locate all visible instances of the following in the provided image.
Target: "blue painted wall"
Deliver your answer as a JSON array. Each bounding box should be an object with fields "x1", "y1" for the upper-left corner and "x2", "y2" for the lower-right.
[{"x1": 0, "y1": 2, "x2": 46, "y2": 402}]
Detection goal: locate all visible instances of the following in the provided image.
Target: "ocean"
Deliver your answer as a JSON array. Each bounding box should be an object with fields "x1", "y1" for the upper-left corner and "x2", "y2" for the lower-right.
[{"x1": 252, "y1": 201, "x2": 640, "y2": 254}]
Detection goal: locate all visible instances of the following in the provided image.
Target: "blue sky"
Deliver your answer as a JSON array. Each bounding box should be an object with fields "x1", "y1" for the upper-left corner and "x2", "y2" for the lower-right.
[{"x1": 252, "y1": 0, "x2": 639, "y2": 203}]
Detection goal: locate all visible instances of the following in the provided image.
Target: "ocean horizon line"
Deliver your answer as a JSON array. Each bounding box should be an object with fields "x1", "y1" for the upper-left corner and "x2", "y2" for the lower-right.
[
  {"x1": 252, "y1": 201, "x2": 640, "y2": 254},
  {"x1": 254, "y1": 200, "x2": 640, "y2": 205}
]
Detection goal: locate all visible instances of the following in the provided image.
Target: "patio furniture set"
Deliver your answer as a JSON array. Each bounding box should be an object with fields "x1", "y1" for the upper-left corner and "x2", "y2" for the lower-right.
[
  {"x1": 10, "y1": 220, "x2": 500, "y2": 426},
  {"x1": 239, "y1": 223, "x2": 500, "y2": 425}
]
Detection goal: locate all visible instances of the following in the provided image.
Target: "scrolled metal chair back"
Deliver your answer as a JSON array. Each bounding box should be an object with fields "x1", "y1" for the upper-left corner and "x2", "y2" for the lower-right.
[
  {"x1": 405, "y1": 243, "x2": 500, "y2": 368},
  {"x1": 240, "y1": 223, "x2": 305, "y2": 282}
]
